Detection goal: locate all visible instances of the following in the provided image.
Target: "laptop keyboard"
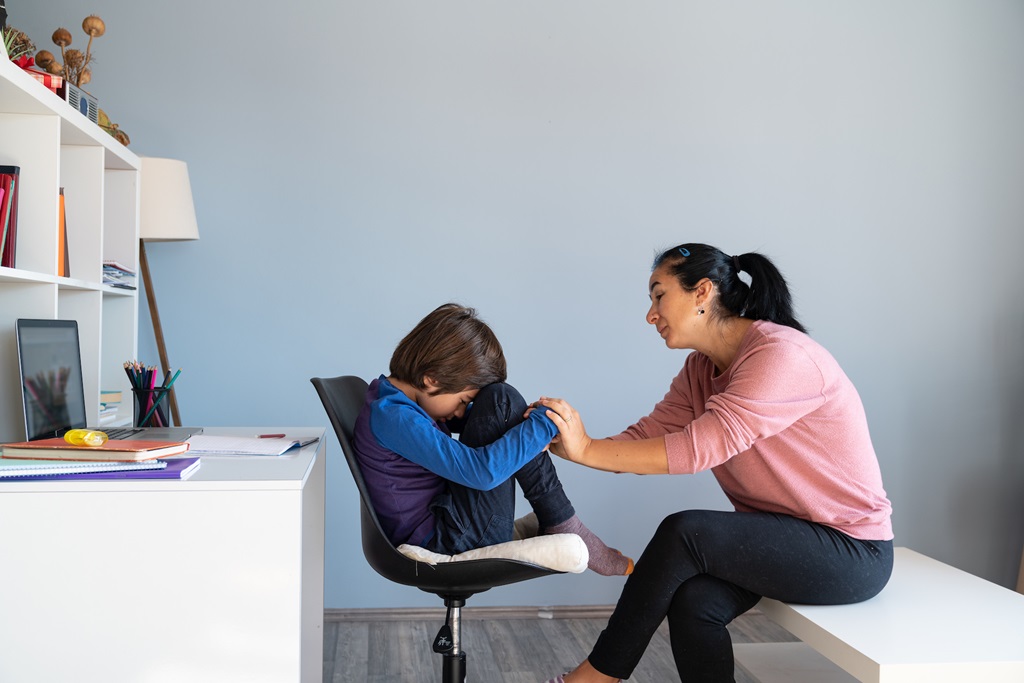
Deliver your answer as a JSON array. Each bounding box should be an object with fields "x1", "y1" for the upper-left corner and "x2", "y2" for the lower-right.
[{"x1": 103, "y1": 427, "x2": 144, "y2": 440}]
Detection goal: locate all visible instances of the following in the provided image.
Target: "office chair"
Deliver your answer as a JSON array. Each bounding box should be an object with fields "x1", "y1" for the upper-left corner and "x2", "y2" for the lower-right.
[{"x1": 311, "y1": 375, "x2": 575, "y2": 683}]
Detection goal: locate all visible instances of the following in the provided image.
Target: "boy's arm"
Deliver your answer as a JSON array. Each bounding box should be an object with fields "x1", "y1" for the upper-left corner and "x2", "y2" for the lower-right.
[{"x1": 370, "y1": 403, "x2": 557, "y2": 490}]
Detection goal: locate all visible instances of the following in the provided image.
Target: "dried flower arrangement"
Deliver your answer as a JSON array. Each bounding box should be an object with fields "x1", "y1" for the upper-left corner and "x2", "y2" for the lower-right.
[
  {"x1": 2, "y1": 25, "x2": 35, "y2": 63},
  {"x1": 35, "y1": 15, "x2": 104, "y2": 87}
]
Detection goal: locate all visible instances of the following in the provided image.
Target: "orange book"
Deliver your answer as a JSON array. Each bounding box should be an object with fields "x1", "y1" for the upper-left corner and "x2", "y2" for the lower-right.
[
  {"x1": 57, "y1": 188, "x2": 67, "y2": 277},
  {"x1": 1, "y1": 438, "x2": 190, "y2": 462}
]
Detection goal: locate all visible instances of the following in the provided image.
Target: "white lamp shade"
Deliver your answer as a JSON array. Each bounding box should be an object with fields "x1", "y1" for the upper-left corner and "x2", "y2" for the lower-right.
[{"x1": 139, "y1": 157, "x2": 200, "y2": 242}]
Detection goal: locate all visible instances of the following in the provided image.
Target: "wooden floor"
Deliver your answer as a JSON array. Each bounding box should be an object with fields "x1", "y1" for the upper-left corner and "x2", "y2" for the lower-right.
[{"x1": 323, "y1": 607, "x2": 798, "y2": 683}]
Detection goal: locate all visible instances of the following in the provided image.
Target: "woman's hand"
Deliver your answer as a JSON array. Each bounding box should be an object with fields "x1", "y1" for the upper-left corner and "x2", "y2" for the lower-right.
[
  {"x1": 528, "y1": 397, "x2": 671, "y2": 475},
  {"x1": 533, "y1": 397, "x2": 592, "y2": 464}
]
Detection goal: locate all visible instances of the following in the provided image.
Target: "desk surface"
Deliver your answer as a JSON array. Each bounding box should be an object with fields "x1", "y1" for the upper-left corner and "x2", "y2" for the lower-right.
[{"x1": 0, "y1": 426, "x2": 324, "y2": 492}]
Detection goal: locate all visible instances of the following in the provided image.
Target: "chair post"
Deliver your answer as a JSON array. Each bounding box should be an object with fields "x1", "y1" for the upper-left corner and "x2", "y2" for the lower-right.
[{"x1": 440, "y1": 597, "x2": 467, "y2": 683}]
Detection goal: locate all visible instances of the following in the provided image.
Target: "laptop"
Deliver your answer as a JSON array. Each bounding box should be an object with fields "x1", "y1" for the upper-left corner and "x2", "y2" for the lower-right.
[{"x1": 16, "y1": 318, "x2": 201, "y2": 442}]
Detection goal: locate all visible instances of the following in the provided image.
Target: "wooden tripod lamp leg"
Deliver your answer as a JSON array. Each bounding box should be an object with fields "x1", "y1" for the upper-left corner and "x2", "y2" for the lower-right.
[{"x1": 138, "y1": 239, "x2": 182, "y2": 427}]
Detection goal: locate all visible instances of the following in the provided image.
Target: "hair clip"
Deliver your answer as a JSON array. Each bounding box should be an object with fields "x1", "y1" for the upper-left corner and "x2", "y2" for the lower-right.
[{"x1": 678, "y1": 247, "x2": 691, "y2": 257}]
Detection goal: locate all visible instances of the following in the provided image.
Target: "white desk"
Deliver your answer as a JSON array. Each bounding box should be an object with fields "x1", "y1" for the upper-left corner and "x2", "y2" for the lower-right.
[{"x1": 0, "y1": 427, "x2": 325, "y2": 683}]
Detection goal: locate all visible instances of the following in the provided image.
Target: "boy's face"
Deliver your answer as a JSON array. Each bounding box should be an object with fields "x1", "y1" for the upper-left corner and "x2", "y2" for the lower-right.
[{"x1": 418, "y1": 381, "x2": 478, "y2": 423}]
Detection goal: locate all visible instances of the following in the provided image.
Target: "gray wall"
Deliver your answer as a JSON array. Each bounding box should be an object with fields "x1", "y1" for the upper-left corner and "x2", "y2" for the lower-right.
[{"x1": 16, "y1": 1, "x2": 1024, "y2": 609}]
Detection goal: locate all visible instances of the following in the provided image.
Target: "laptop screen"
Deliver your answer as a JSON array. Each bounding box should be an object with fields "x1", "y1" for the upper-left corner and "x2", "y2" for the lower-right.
[{"x1": 16, "y1": 319, "x2": 89, "y2": 440}]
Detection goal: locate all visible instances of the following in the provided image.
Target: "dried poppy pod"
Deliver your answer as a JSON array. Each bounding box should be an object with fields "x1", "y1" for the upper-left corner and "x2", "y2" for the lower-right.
[
  {"x1": 52, "y1": 27, "x2": 72, "y2": 48},
  {"x1": 82, "y1": 15, "x2": 105, "y2": 38},
  {"x1": 35, "y1": 50, "x2": 56, "y2": 69}
]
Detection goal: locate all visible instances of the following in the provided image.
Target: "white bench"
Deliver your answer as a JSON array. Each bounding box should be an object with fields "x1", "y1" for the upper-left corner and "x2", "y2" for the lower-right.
[{"x1": 733, "y1": 547, "x2": 1024, "y2": 683}]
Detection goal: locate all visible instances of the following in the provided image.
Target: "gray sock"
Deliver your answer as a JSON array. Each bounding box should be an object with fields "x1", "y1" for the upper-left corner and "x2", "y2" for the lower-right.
[{"x1": 544, "y1": 514, "x2": 633, "y2": 576}]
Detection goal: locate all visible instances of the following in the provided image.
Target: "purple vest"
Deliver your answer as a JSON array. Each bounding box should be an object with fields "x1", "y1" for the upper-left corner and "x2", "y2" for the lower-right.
[{"x1": 352, "y1": 378, "x2": 446, "y2": 546}]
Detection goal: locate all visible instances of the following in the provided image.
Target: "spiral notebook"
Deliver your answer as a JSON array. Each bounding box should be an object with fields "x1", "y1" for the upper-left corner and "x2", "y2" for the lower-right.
[{"x1": 0, "y1": 458, "x2": 167, "y2": 479}]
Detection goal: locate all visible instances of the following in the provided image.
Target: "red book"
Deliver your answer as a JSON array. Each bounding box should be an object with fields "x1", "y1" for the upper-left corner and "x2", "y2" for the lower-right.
[
  {"x1": 1, "y1": 438, "x2": 190, "y2": 462},
  {"x1": 0, "y1": 166, "x2": 19, "y2": 268},
  {"x1": 0, "y1": 173, "x2": 12, "y2": 264}
]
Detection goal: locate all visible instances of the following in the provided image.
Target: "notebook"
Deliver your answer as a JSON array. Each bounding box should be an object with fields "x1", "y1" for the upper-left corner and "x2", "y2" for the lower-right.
[
  {"x1": 0, "y1": 457, "x2": 168, "y2": 478},
  {"x1": 15, "y1": 318, "x2": 201, "y2": 442}
]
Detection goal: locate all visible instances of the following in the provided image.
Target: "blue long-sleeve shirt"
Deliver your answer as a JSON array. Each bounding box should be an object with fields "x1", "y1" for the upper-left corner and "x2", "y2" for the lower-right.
[{"x1": 352, "y1": 376, "x2": 558, "y2": 546}]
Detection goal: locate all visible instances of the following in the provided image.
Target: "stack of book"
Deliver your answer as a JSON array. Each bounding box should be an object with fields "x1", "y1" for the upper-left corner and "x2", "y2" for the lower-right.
[
  {"x1": 99, "y1": 389, "x2": 123, "y2": 426},
  {"x1": 0, "y1": 438, "x2": 200, "y2": 480},
  {"x1": 102, "y1": 260, "x2": 136, "y2": 289}
]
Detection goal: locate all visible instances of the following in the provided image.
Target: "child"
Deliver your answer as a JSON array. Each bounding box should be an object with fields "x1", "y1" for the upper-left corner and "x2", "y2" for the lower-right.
[{"x1": 353, "y1": 303, "x2": 633, "y2": 576}]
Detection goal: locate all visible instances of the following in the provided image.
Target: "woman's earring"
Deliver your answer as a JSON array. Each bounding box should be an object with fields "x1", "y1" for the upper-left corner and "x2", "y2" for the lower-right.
[{"x1": 697, "y1": 308, "x2": 705, "y2": 316}]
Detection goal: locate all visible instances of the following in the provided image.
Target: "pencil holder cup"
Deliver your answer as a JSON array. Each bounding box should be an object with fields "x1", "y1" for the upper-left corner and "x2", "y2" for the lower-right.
[{"x1": 132, "y1": 388, "x2": 169, "y2": 428}]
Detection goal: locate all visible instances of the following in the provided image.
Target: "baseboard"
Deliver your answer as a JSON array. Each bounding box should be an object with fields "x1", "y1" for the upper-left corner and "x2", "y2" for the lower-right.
[{"x1": 324, "y1": 604, "x2": 766, "y2": 622}]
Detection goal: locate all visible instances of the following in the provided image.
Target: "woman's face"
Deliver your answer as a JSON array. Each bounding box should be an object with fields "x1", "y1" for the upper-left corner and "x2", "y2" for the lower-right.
[{"x1": 646, "y1": 265, "x2": 698, "y2": 349}]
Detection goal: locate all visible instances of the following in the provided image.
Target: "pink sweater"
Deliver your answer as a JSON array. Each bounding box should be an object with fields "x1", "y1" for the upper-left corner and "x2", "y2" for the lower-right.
[{"x1": 611, "y1": 320, "x2": 893, "y2": 541}]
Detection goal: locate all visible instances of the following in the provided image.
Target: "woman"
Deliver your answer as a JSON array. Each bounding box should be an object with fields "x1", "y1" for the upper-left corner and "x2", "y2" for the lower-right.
[{"x1": 537, "y1": 243, "x2": 893, "y2": 683}]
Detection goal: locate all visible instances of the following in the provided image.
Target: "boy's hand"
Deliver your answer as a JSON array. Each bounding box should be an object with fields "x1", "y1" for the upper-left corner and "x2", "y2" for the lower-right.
[
  {"x1": 525, "y1": 401, "x2": 560, "y2": 452},
  {"x1": 532, "y1": 397, "x2": 592, "y2": 465}
]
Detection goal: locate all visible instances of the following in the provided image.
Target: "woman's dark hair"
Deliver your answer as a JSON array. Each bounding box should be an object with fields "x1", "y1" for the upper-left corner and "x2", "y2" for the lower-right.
[
  {"x1": 653, "y1": 243, "x2": 807, "y2": 333},
  {"x1": 390, "y1": 303, "x2": 507, "y2": 393}
]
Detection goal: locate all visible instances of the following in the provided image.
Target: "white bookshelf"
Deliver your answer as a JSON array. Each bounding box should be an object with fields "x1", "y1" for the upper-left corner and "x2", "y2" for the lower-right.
[{"x1": 0, "y1": 59, "x2": 139, "y2": 441}]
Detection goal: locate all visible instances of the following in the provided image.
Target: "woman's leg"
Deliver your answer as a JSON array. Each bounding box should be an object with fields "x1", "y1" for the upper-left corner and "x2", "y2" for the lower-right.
[
  {"x1": 586, "y1": 509, "x2": 893, "y2": 680},
  {"x1": 667, "y1": 575, "x2": 760, "y2": 680}
]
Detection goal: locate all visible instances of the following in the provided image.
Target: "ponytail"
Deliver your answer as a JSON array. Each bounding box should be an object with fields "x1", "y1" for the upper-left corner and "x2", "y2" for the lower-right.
[{"x1": 653, "y1": 243, "x2": 807, "y2": 333}]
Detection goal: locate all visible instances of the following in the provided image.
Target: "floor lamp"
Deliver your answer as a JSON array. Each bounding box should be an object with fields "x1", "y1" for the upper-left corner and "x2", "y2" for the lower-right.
[{"x1": 138, "y1": 157, "x2": 199, "y2": 427}]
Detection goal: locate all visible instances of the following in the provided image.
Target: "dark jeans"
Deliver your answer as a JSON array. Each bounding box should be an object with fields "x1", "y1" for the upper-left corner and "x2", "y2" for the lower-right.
[
  {"x1": 589, "y1": 509, "x2": 893, "y2": 681},
  {"x1": 426, "y1": 383, "x2": 575, "y2": 555}
]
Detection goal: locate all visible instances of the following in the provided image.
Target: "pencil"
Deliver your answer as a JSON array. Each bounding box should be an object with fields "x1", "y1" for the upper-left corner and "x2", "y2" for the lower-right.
[{"x1": 139, "y1": 368, "x2": 182, "y2": 427}]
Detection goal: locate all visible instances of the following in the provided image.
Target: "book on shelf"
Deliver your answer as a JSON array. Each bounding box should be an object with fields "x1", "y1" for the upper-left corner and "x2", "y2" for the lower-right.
[
  {"x1": 0, "y1": 166, "x2": 19, "y2": 268},
  {"x1": 99, "y1": 389, "x2": 123, "y2": 425},
  {"x1": 57, "y1": 188, "x2": 69, "y2": 277},
  {"x1": 102, "y1": 260, "x2": 137, "y2": 289},
  {"x1": 98, "y1": 403, "x2": 120, "y2": 423},
  {"x1": 0, "y1": 457, "x2": 168, "y2": 479},
  {"x1": 100, "y1": 389, "x2": 124, "y2": 404},
  {"x1": 1, "y1": 438, "x2": 190, "y2": 462}
]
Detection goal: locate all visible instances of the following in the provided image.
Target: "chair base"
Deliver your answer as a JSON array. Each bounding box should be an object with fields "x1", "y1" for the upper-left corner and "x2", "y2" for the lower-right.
[
  {"x1": 435, "y1": 597, "x2": 468, "y2": 682},
  {"x1": 442, "y1": 651, "x2": 467, "y2": 683}
]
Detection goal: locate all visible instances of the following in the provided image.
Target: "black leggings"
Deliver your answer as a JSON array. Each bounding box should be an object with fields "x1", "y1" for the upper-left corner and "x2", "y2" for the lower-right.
[{"x1": 588, "y1": 509, "x2": 893, "y2": 681}]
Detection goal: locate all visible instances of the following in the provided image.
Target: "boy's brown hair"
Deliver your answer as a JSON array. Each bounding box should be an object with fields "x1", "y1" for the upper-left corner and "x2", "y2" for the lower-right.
[{"x1": 389, "y1": 303, "x2": 507, "y2": 393}]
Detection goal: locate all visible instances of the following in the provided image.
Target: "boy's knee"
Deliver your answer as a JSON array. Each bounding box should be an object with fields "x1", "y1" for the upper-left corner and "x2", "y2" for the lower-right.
[{"x1": 474, "y1": 382, "x2": 527, "y2": 416}]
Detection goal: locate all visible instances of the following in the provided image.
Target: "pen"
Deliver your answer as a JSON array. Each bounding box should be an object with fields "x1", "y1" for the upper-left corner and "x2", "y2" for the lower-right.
[{"x1": 258, "y1": 433, "x2": 286, "y2": 439}]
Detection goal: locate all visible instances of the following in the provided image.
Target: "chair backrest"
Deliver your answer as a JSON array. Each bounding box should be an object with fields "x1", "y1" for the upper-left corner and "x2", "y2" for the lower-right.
[
  {"x1": 311, "y1": 375, "x2": 562, "y2": 598},
  {"x1": 310, "y1": 375, "x2": 419, "y2": 585}
]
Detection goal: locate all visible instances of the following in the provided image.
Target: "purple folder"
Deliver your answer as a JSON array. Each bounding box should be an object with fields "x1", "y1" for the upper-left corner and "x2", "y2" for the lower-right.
[{"x1": 20, "y1": 457, "x2": 200, "y2": 481}]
